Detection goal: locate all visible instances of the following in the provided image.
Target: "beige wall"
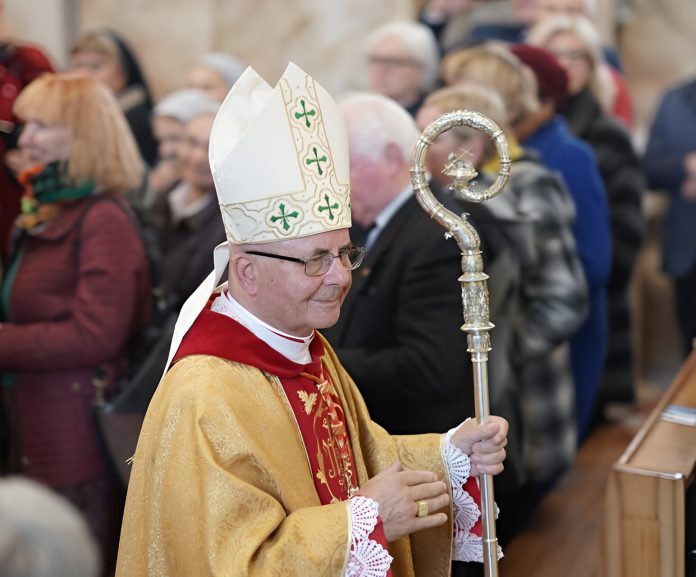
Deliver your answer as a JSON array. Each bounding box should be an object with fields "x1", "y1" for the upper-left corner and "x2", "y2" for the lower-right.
[
  {"x1": 7, "y1": 0, "x2": 414, "y2": 99},
  {"x1": 5, "y1": 0, "x2": 72, "y2": 67},
  {"x1": 621, "y1": 0, "x2": 696, "y2": 140},
  {"x1": 6, "y1": 0, "x2": 696, "y2": 132}
]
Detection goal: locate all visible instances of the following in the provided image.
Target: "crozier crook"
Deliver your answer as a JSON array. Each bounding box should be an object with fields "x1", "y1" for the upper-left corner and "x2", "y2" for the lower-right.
[{"x1": 410, "y1": 110, "x2": 511, "y2": 577}]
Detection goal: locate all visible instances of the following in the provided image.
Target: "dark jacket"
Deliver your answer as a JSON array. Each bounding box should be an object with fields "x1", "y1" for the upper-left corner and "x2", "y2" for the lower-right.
[
  {"x1": 157, "y1": 189, "x2": 226, "y2": 309},
  {"x1": 324, "y1": 190, "x2": 526, "y2": 511},
  {"x1": 563, "y1": 88, "x2": 644, "y2": 290},
  {"x1": 643, "y1": 78, "x2": 696, "y2": 277},
  {"x1": 324, "y1": 193, "x2": 476, "y2": 434},
  {"x1": 563, "y1": 88, "x2": 645, "y2": 409}
]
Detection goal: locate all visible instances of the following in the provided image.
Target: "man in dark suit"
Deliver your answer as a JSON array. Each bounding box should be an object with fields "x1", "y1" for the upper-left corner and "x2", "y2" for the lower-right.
[
  {"x1": 324, "y1": 94, "x2": 526, "y2": 563},
  {"x1": 324, "y1": 92, "x2": 476, "y2": 435}
]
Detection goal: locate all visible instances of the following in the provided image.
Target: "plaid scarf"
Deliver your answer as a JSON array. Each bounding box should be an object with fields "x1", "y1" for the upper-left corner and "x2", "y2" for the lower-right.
[{"x1": 16, "y1": 162, "x2": 95, "y2": 230}]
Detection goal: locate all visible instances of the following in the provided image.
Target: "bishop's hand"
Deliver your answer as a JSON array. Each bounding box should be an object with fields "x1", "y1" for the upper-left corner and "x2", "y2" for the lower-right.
[
  {"x1": 450, "y1": 416, "x2": 508, "y2": 477},
  {"x1": 357, "y1": 460, "x2": 450, "y2": 542}
]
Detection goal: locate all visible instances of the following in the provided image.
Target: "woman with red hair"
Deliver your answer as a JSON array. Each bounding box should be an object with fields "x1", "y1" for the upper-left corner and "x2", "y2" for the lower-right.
[{"x1": 0, "y1": 72, "x2": 150, "y2": 572}]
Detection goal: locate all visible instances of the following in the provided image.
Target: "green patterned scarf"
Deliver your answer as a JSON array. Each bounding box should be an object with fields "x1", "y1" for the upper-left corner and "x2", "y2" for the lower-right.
[{"x1": 17, "y1": 162, "x2": 95, "y2": 230}]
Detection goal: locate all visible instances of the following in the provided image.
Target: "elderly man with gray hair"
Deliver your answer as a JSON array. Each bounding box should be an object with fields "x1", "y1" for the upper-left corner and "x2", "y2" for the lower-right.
[
  {"x1": 324, "y1": 92, "x2": 478, "y2": 436},
  {"x1": 366, "y1": 20, "x2": 440, "y2": 116}
]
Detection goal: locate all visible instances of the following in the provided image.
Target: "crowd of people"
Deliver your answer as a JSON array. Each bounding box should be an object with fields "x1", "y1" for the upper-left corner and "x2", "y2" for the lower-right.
[{"x1": 0, "y1": 0, "x2": 693, "y2": 575}]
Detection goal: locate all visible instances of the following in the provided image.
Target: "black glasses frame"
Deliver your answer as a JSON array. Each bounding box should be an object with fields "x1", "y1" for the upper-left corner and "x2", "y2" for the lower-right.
[{"x1": 244, "y1": 246, "x2": 365, "y2": 277}]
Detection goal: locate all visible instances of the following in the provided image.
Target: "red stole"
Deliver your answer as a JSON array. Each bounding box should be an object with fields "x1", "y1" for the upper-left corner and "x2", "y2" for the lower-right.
[{"x1": 173, "y1": 300, "x2": 359, "y2": 504}]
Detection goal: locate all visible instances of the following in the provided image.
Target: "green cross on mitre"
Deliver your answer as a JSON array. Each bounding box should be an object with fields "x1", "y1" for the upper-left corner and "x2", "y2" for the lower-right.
[
  {"x1": 306, "y1": 146, "x2": 328, "y2": 176},
  {"x1": 270, "y1": 203, "x2": 300, "y2": 231},
  {"x1": 317, "y1": 194, "x2": 340, "y2": 221},
  {"x1": 294, "y1": 99, "x2": 317, "y2": 128}
]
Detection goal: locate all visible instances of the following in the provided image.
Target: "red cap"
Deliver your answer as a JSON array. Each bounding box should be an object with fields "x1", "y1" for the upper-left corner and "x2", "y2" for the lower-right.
[{"x1": 511, "y1": 43, "x2": 569, "y2": 111}]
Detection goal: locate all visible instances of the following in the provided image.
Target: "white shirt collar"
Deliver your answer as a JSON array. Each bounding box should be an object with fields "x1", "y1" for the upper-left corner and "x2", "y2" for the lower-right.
[
  {"x1": 210, "y1": 291, "x2": 313, "y2": 364},
  {"x1": 366, "y1": 185, "x2": 413, "y2": 250}
]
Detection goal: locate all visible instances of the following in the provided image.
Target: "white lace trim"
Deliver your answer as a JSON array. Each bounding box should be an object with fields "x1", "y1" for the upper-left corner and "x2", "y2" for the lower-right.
[
  {"x1": 453, "y1": 530, "x2": 504, "y2": 562},
  {"x1": 442, "y1": 427, "x2": 503, "y2": 562},
  {"x1": 345, "y1": 496, "x2": 393, "y2": 577}
]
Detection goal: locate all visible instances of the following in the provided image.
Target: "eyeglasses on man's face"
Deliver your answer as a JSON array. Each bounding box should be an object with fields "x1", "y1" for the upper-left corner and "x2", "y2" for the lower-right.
[
  {"x1": 244, "y1": 245, "x2": 366, "y2": 277},
  {"x1": 552, "y1": 49, "x2": 590, "y2": 63},
  {"x1": 368, "y1": 55, "x2": 424, "y2": 69}
]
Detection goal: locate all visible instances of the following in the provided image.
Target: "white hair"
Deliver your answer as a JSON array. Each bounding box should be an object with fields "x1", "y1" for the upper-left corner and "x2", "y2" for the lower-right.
[
  {"x1": 0, "y1": 477, "x2": 100, "y2": 577},
  {"x1": 154, "y1": 88, "x2": 220, "y2": 123},
  {"x1": 339, "y1": 92, "x2": 421, "y2": 163},
  {"x1": 583, "y1": 0, "x2": 597, "y2": 18},
  {"x1": 198, "y1": 52, "x2": 246, "y2": 89},
  {"x1": 366, "y1": 20, "x2": 440, "y2": 92},
  {"x1": 536, "y1": 0, "x2": 597, "y2": 19}
]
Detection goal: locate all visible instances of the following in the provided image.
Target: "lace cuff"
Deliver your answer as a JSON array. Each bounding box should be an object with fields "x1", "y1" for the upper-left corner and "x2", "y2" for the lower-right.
[
  {"x1": 443, "y1": 427, "x2": 503, "y2": 562},
  {"x1": 344, "y1": 496, "x2": 393, "y2": 577}
]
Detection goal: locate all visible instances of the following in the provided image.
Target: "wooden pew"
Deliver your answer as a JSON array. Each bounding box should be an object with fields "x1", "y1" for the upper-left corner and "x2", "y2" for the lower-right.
[{"x1": 603, "y1": 351, "x2": 696, "y2": 576}]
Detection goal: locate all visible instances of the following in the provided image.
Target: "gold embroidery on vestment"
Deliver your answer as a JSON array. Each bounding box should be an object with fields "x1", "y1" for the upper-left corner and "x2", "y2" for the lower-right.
[{"x1": 297, "y1": 390, "x2": 318, "y2": 414}]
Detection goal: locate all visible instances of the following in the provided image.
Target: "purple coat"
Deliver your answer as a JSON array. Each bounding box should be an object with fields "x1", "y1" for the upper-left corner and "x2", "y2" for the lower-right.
[{"x1": 0, "y1": 195, "x2": 150, "y2": 487}]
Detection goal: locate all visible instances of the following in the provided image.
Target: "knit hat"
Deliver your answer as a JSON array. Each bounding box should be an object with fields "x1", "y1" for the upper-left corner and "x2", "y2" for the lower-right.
[
  {"x1": 153, "y1": 88, "x2": 220, "y2": 124},
  {"x1": 510, "y1": 43, "x2": 569, "y2": 111},
  {"x1": 198, "y1": 53, "x2": 246, "y2": 90}
]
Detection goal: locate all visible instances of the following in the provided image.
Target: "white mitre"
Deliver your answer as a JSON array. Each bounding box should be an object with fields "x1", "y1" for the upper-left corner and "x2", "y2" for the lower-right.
[
  {"x1": 163, "y1": 62, "x2": 351, "y2": 371},
  {"x1": 211, "y1": 61, "x2": 351, "y2": 243}
]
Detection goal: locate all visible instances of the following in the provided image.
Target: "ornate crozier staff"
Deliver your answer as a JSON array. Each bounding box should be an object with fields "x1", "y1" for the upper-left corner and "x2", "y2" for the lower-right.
[{"x1": 410, "y1": 110, "x2": 510, "y2": 577}]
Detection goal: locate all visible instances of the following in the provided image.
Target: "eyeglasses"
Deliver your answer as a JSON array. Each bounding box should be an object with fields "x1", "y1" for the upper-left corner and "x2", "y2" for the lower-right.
[
  {"x1": 552, "y1": 50, "x2": 590, "y2": 63},
  {"x1": 539, "y1": 5, "x2": 585, "y2": 16},
  {"x1": 368, "y1": 55, "x2": 424, "y2": 69},
  {"x1": 244, "y1": 245, "x2": 366, "y2": 277}
]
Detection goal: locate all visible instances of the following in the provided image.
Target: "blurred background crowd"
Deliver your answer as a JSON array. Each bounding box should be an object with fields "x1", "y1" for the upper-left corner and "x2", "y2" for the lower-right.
[{"x1": 0, "y1": 0, "x2": 695, "y2": 575}]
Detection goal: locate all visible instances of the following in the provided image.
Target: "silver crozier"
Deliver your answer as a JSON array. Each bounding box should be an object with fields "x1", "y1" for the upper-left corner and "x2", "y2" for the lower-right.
[{"x1": 410, "y1": 110, "x2": 511, "y2": 577}]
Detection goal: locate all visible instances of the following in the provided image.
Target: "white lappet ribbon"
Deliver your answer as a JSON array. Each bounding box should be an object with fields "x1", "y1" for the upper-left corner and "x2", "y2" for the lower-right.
[{"x1": 163, "y1": 241, "x2": 231, "y2": 374}]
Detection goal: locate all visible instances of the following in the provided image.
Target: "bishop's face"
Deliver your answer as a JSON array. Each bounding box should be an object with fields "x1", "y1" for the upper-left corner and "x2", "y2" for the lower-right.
[{"x1": 244, "y1": 228, "x2": 354, "y2": 337}]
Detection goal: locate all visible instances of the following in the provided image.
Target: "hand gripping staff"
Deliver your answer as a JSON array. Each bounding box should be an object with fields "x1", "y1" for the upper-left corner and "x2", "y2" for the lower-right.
[{"x1": 410, "y1": 110, "x2": 511, "y2": 577}]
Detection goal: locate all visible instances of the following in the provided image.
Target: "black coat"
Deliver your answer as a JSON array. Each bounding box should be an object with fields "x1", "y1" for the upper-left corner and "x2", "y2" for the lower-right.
[
  {"x1": 157, "y1": 191, "x2": 226, "y2": 309},
  {"x1": 324, "y1": 193, "x2": 476, "y2": 434},
  {"x1": 325, "y1": 191, "x2": 527, "y2": 535},
  {"x1": 563, "y1": 88, "x2": 644, "y2": 289},
  {"x1": 563, "y1": 88, "x2": 644, "y2": 405}
]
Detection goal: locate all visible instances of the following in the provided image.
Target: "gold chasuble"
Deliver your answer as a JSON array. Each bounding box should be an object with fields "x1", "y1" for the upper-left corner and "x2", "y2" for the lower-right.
[{"x1": 116, "y1": 303, "x2": 454, "y2": 576}]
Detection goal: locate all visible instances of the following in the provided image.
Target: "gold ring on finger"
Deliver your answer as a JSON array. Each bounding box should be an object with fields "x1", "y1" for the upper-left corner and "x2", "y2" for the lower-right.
[{"x1": 416, "y1": 499, "x2": 429, "y2": 518}]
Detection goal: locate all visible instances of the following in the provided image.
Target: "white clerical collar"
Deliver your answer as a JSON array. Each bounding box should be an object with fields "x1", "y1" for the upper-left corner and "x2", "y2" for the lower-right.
[
  {"x1": 210, "y1": 291, "x2": 313, "y2": 364},
  {"x1": 366, "y1": 185, "x2": 413, "y2": 250}
]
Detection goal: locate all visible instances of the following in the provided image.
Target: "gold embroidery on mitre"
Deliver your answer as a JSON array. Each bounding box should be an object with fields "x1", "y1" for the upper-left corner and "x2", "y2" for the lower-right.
[
  {"x1": 267, "y1": 75, "x2": 348, "y2": 237},
  {"x1": 213, "y1": 65, "x2": 350, "y2": 245}
]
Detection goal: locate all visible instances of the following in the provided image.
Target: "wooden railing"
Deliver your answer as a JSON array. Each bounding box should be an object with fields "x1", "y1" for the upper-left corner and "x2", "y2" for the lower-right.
[{"x1": 603, "y1": 351, "x2": 696, "y2": 576}]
